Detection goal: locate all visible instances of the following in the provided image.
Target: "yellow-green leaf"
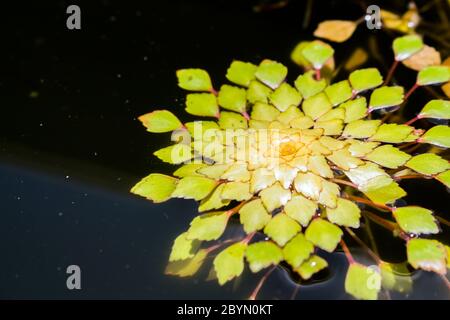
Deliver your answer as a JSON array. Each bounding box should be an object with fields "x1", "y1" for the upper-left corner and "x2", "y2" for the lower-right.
[
  {"x1": 305, "y1": 218, "x2": 343, "y2": 252},
  {"x1": 406, "y1": 153, "x2": 450, "y2": 175},
  {"x1": 302, "y1": 92, "x2": 332, "y2": 120},
  {"x1": 349, "y1": 68, "x2": 383, "y2": 93},
  {"x1": 264, "y1": 213, "x2": 301, "y2": 246},
  {"x1": 369, "y1": 123, "x2": 413, "y2": 143},
  {"x1": 379, "y1": 261, "x2": 413, "y2": 293},
  {"x1": 419, "y1": 100, "x2": 450, "y2": 120},
  {"x1": 218, "y1": 111, "x2": 248, "y2": 129},
  {"x1": 291, "y1": 41, "x2": 313, "y2": 69},
  {"x1": 221, "y1": 181, "x2": 252, "y2": 201},
  {"x1": 419, "y1": 125, "x2": 450, "y2": 148},
  {"x1": 365, "y1": 145, "x2": 411, "y2": 169},
  {"x1": 393, "y1": 35, "x2": 423, "y2": 61},
  {"x1": 187, "y1": 211, "x2": 228, "y2": 241},
  {"x1": 239, "y1": 199, "x2": 271, "y2": 233},
  {"x1": 294, "y1": 71, "x2": 327, "y2": 99},
  {"x1": 172, "y1": 176, "x2": 217, "y2": 200},
  {"x1": 198, "y1": 184, "x2": 231, "y2": 212},
  {"x1": 296, "y1": 255, "x2": 328, "y2": 280},
  {"x1": 302, "y1": 41, "x2": 334, "y2": 69},
  {"x1": 247, "y1": 80, "x2": 272, "y2": 104},
  {"x1": 131, "y1": 173, "x2": 178, "y2": 202},
  {"x1": 165, "y1": 249, "x2": 208, "y2": 277},
  {"x1": 364, "y1": 181, "x2": 406, "y2": 205},
  {"x1": 326, "y1": 198, "x2": 361, "y2": 228},
  {"x1": 138, "y1": 110, "x2": 182, "y2": 133},
  {"x1": 186, "y1": 93, "x2": 219, "y2": 117},
  {"x1": 255, "y1": 59, "x2": 288, "y2": 89},
  {"x1": 269, "y1": 83, "x2": 302, "y2": 112},
  {"x1": 154, "y1": 144, "x2": 193, "y2": 164},
  {"x1": 342, "y1": 120, "x2": 381, "y2": 139},
  {"x1": 345, "y1": 263, "x2": 381, "y2": 300},
  {"x1": 245, "y1": 241, "x2": 283, "y2": 273},
  {"x1": 407, "y1": 238, "x2": 447, "y2": 274},
  {"x1": 177, "y1": 68, "x2": 213, "y2": 91},
  {"x1": 325, "y1": 80, "x2": 352, "y2": 106},
  {"x1": 417, "y1": 66, "x2": 450, "y2": 86},
  {"x1": 369, "y1": 86, "x2": 404, "y2": 111},
  {"x1": 226, "y1": 60, "x2": 257, "y2": 87},
  {"x1": 435, "y1": 170, "x2": 450, "y2": 188},
  {"x1": 250, "y1": 102, "x2": 280, "y2": 121},
  {"x1": 393, "y1": 206, "x2": 439, "y2": 235},
  {"x1": 173, "y1": 163, "x2": 207, "y2": 178},
  {"x1": 218, "y1": 84, "x2": 247, "y2": 113},
  {"x1": 283, "y1": 233, "x2": 314, "y2": 268},
  {"x1": 260, "y1": 182, "x2": 291, "y2": 212},
  {"x1": 169, "y1": 232, "x2": 201, "y2": 261},
  {"x1": 284, "y1": 194, "x2": 318, "y2": 226},
  {"x1": 214, "y1": 242, "x2": 247, "y2": 285},
  {"x1": 340, "y1": 97, "x2": 368, "y2": 123}
]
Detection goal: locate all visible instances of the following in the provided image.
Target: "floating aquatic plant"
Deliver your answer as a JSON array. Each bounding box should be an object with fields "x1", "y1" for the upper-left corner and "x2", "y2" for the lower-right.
[{"x1": 131, "y1": 37, "x2": 450, "y2": 300}]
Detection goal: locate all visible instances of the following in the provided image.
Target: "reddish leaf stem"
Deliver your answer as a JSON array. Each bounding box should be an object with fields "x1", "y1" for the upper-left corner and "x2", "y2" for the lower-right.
[
  {"x1": 404, "y1": 115, "x2": 420, "y2": 126},
  {"x1": 345, "y1": 227, "x2": 381, "y2": 264},
  {"x1": 248, "y1": 265, "x2": 276, "y2": 300},
  {"x1": 340, "y1": 239, "x2": 355, "y2": 264},
  {"x1": 331, "y1": 178, "x2": 357, "y2": 188},
  {"x1": 384, "y1": 60, "x2": 399, "y2": 86},
  {"x1": 404, "y1": 83, "x2": 419, "y2": 100},
  {"x1": 345, "y1": 194, "x2": 393, "y2": 212},
  {"x1": 436, "y1": 215, "x2": 450, "y2": 227},
  {"x1": 315, "y1": 68, "x2": 321, "y2": 80},
  {"x1": 242, "y1": 232, "x2": 256, "y2": 244}
]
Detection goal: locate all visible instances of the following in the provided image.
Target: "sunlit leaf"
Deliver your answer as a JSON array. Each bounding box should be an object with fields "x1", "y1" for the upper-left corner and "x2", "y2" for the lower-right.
[
  {"x1": 295, "y1": 255, "x2": 328, "y2": 280},
  {"x1": 177, "y1": 68, "x2": 213, "y2": 91},
  {"x1": 294, "y1": 71, "x2": 327, "y2": 99},
  {"x1": 221, "y1": 181, "x2": 252, "y2": 201},
  {"x1": 172, "y1": 176, "x2": 217, "y2": 200},
  {"x1": 419, "y1": 125, "x2": 450, "y2": 148},
  {"x1": 165, "y1": 249, "x2": 208, "y2": 277},
  {"x1": 364, "y1": 181, "x2": 406, "y2": 205},
  {"x1": 327, "y1": 148, "x2": 363, "y2": 170},
  {"x1": 302, "y1": 92, "x2": 332, "y2": 120},
  {"x1": 283, "y1": 233, "x2": 314, "y2": 268},
  {"x1": 406, "y1": 153, "x2": 450, "y2": 175},
  {"x1": 218, "y1": 111, "x2": 248, "y2": 129},
  {"x1": 419, "y1": 100, "x2": 450, "y2": 120},
  {"x1": 198, "y1": 184, "x2": 231, "y2": 212},
  {"x1": 435, "y1": 170, "x2": 450, "y2": 188},
  {"x1": 187, "y1": 211, "x2": 229, "y2": 241},
  {"x1": 169, "y1": 232, "x2": 201, "y2": 261},
  {"x1": 290, "y1": 116, "x2": 314, "y2": 129},
  {"x1": 369, "y1": 123, "x2": 413, "y2": 143},
  {"x1": 221, "y1": 162, "x2": 250, "y2": 182},
  {"x1": 393, "y1": 35, "x2": 423, "y2": 61},
  {"x1": 305, "y1": 218, "x2": 343, "y2": 252},
  {"x1": 218, "y1": 85, "x2": 247, "y2": 113},
  {"x1": 247, "y1": 80, "x2": 273, "y2": 104},
  {"x1": 340, "y1": 97, "x2": 368, "y2": 123},
  {"x1": 226, "y1": 60, "x2": 257, "y2": 87},
  {"x1": 407, "y1": 238, "x2": 447, "y2": 274},
  {"x1": 264, "y1": 213, "x2": 301, "y2": 246},
  {"x1": 324, "y1": 80, "x2": 352, "y2": 106},
  {"x1": 349, "y1": 68, "x2": 383, "y2": 93},
  {"x1": 186, "y1": 93, "x2": 219, "y2": 117},
  {"x1": 393, "y1": 206, "x2": 439, "y2": 235},
  {"x1": 245, "y1": 241, "x2": 283, "y2": 273},
  {"x1": 154, "y1": 144, "x2": 193, "y2": 164},
  {"x1": 314, "y1": 20, "x2": 357, "y2": 43},
  {"x1": 138, "y1": 110, "x2": 182, "y2": 133},
  {"x1": 214, "y1": 242, "x2": 247, "y2": 285},
  {"x1": 239, "y1": 199, "x2": 271, "y2": 233},
  {"x1": 250, "y1": 102, "x2": 280, "y2": 121},
  {"x1": 326, "y1": 198, "x2": 361, "y2": 228},
  {"x1": 277, "y1": 105, "x2": 304, "y2": 125},
  {"x1": 291, "y1": 41, "x2": 313, "y2": 69},
  {"x1": 260, "y1": 182, "x2": 292, "y2": 212},
  {"x1": 131, "y1": 173, "x2": 178, "y2": 202},
  {"x1": 255, "y1": 59, "x2": 288, "y2": 89},
  {"x1": 369, "y1": 86, "x2": 404, "y2": 111},
  {"x1": 365, "y1": 145, "x2": 411, "y2": 169},
  {"x1": 284, "y1": 194, "x2": 318, "y2": 227},
  {"x1": 302, "y1": 41, "x2": 334, "y2": 69},
  {"x1": 345, "y1": 263, "x2": 381, "y2": 300},
  {"x1": 342, "y1": 120, "x2": 381, "y2": 139},
  {"x1": 185, "y1": 120, "x2": 219, "y2": 141},
  {"x1": 294, "y1": 172, "x2": 322, "y2": 201},
  {"x1": 348, "y1": 139, "x2": 379, "y2": 157},
  {"x1": 269, "y1": 83, "x2": 302, "y2": 112},
  {"x1": 417, "y1": 66, "x2": 450, "y2": 86},
  {"x1": 403, "y1": 45, "x2": 441, "y2": 71},
  {"x1": 318, "y1": 180, "x2": 340, "y2": 208}
]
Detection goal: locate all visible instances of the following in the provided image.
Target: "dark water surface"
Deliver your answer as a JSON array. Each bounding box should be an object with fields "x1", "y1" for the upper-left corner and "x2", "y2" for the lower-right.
[{"x1": 0, "y1": 0, "x2": 449, "y2": 299}]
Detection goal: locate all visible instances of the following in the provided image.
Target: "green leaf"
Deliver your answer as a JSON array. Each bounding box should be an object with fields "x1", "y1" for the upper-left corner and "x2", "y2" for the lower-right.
[
  {"x1": 369, "y1": 123, "x2": 413, "y2": 143},
  {"x1": 226, "y1": 61, "x2": 257, "y2": 87},
  {"x1": 302, "y1": 92, "x2": 332, "y2": 120},
  {"x1": 198, "y1": 184, "x2": 231, "y2": 212},
  {"x1": 264, "y1": 213, "x2": 301, "y2": 246},
  {"x1": 173, "y1": 163, "x2": 207, "y2": 178},
  {"x1": 294, "y1": 172, "x2": 322, "y2": 201},
  {"x1": 364, "y1": 181, "x2": 406, "y2": 205},
  {"x1": 407, "y1": 238, "x2": 447, "y2": 274},
  {"x1": 197, "y1": 164, "x2": 231, "y2": 179},
  {"x1": 419, "y1": 100, "x2": 450, "y2": 119},
  {"x1": 347, "y1": 139, "x2": 379, "y2": 157},
  {"x1": 239, "y1": 199, "x2": 271, "y2": 233},
  {"x1": 247, "y1": 80, "x2": 273, "y2": 104},
  {"x1": 245, "y1": 241, "x2": 283, "y2": 273},
  {"x1": 185, "y1": 121, "x2": 219, "y2": 141},
  {"x1": 213, "y1": 242, "x2": 247, "y2": 285},
  {"x1": 365, "y1": 145, "x2": 411, "y2": 169},
  {"x1": 295, "y1": 255, "x2": 328, "y2": 280},
  {"x1": 217, "y1": 85, "x2": 247, "y2": 113},
  {"x1": 176, "y1": 68, "x2": 213, "y2": 91},
  {"x1": 349, "y1": 68, "x2": 383, "y2": 93},
  {"x1": 131, "y1": 173, "x2": 178, "y2": 202},
  {"x1": 250, "y1": 102, "x2": 280, "y2": 121},
  {"x1": 435, "y1": 170, "x2": 450, "y2": 188},
  {"x1": 165, "y1": 249, "x2": 208, "y2": 277},
  {"x1": 255, "y1": 59, "x2": 288, "y2": 89},
  {"x1": 294, "y1": 71, "x2": 327, "y2": 99},
  {"x1": 277, "y1": 106, "x2": 304, "y2": 125},
  {"x1": 138, "y1": 110, "x2": 182, "y2": 133},
  {"x1": 369, "y1": 86, "x2": 404, "y2": 111},
  {"x1": 305, "y1": 218, "x2": 343, "y2": 252},
  {"x1": 393, "y1": 206, "x2": 439, "y2": 235},
  {"x1": 269, "y1": 83, "x2": 302, "y2": 112},
  {"x1": 284, "y1": 194, "x2": 318, "y2": 227},
  {"x1": 302, "y1": 41, "x2": 334, "y2": 69},
  {"x1": 154, "y1": 144, "x2": 193, "y2": 164},
  {"x1": 283, "y1": 233, "x2": 314, "y2": 268},
  {"x1": 342, "y1": 120, "x2": 381, "y2": 139},
  {"x1": 185, "y1": 93, "x2": 219, "y2": 117},
  {"x1": 291, "y1": 41, "x2": 313, "y2": 68},
  {"x1": 169, "y1": 232, "x2": 201, "y2": 261},
  {"x1": 221, "y1": 181, "x2": 252, "y2": 201},
  {"x1": 259, "y1": 182, "x2": 292, "y2": 212},
  {"x1": 417, "y1": 66, "x2": 450, "y2": 86},
  {"x1": 187, "y1": 211, "x2": 229, "y2": 241},
  {"x1": 171, "y1": 176, "x2": 217, "y2": 200},
  {"x1": 218, "y1": 111, "x2": 248, "y2": 129},
  {"x1": 345, "y1": 263, "x2": 381, "y2": 300},
  {"x1": 419, "y1": 125, "x2": 450, "y2": 148},
  {"x1": 326, "y1": 198, "x2": 361, "y2": 228},
  {"x1": 339, "y1": 97, "x2": 368, "y2": 123},
  {"x1": 406, "y1": 153, "x2": 450, "y2": 175},
  {"x1": 325, "y1": 80, "x2": 352, "y2": 106},
  {"x1": 393, "y1": 35, "x2": 423, "y2": 61},
  {"x1": 379, "y1": 261, "x2": 413, "y2": 293}
]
